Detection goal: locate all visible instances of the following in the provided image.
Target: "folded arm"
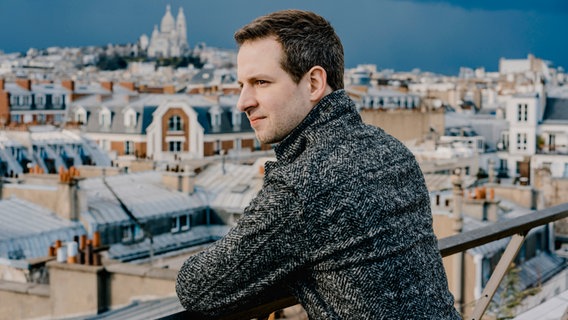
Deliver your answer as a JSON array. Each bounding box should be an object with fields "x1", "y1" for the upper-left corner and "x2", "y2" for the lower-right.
[{"x1": 176, "y1": 182, "x2": 308, "y2": 316}]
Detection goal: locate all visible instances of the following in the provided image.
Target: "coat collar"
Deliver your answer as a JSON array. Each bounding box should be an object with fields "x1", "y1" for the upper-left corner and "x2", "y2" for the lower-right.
[{"x1": 273, "y1": 89, "x2": 358, "y2": 164}]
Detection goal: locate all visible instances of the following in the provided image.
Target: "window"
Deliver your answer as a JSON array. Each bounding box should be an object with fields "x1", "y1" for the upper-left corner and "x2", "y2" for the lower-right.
[
  {"x1": 214, "y1": 140, "x2": 221, "y2": 153},
  {"x1": 499, "y1": 159, "x2": 508, "y2": 172},
  {"x1": 516, "y1": 133, "x2": 527, "y2": 151},
  {"x1": 232, "y1": 109, "x2": 241, "y2": 130},
  {"x1": 124, "y1": 109, "x2": 137, "y2": 128},
  {"x1": 213, "y1": 114, "x2": 221, "y2": 127},
  {"x1": 549, "y1": 134, "x2": 556, "y2": 152},
  {"x1": 35, "y1": 94, "x2": 45, "y2": 107},
  {"x1": 124, "y1": 141, "x2": 134, "y2": 155},
  {"x1": 52, "y1": 95, "x2": 62, "y2": 106},
  {"x1": 517, "y1": 103, "x2": 528, "y2": 122},
  {"x1": 99, "y1": 109, "x2": 111, "y2": 128},
  {"x1": 75, "y1": 108, "x2": 87, "y2": 124},
  {"x1": 171, "y1": 214, "x2": 191, "y2": 233},
  {"x1": 54, "y1": 114, "x2": 64, "y2": 123},
  {"x1": 180, "y1": 215, "x2": 190, "y2": 231},
  {"x1": 122, "y1": 224, "x2": 143, "y2": 242},
  {"x1": 10, "y1": 95, "x2": 18, "y2": 105},
  {"x1": 209, "y1": 107, "x2": 222, "y2": 132},
  {"x1": 100, "y1": 139, "x2": 110, "y2": 151},
  {"x1": 168, "y1": 115, "x2": 183, "y2": 131},
  {"x1": 10, "y1": 114, "x2": 21, "y2": 123},
  {"x1": 169, "y1": 141, "x2": 182, "y2": 152},
  {"x1": 564, "y1": 163, "x2": 568, "y2": 177},
  {"x1": 122, "y1": 225, "x2": 133, "y2": 242}
]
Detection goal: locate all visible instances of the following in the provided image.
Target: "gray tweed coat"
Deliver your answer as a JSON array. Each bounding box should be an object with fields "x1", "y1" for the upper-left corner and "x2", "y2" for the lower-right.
[{"x1": 176, "y1": 90, "x2": 461, "y2": 319}]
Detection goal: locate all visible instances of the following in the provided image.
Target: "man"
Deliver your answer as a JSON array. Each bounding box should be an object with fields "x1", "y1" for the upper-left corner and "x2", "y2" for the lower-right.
[{"x1": 176, "y1": 10, "x2": 460, "y2": 319}]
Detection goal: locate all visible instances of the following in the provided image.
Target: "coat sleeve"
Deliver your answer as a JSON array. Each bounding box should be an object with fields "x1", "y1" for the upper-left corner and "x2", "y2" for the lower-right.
[{"x1": 175, "y1": 181, "x2": 308, "y2": 316}]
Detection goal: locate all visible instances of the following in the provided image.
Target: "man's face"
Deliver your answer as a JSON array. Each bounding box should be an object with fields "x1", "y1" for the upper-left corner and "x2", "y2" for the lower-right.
[{"x1": 237, "y1": 37, "x2": 313, "y2": 144}]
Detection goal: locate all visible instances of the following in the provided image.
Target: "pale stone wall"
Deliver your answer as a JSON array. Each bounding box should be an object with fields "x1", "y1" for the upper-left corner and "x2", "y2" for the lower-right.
[
  {"x1": 105, "y1": 263, "x2": 177, "y2": 308},
  {"x1": 360, "y1": 109, "x2": 445, "y2": 142},
  {"x1": 0, "y1": 281, "x2": 50, "y2": 320},
  {"x1": 0, "y1": 260, "x2": 178, "y2": 319}
]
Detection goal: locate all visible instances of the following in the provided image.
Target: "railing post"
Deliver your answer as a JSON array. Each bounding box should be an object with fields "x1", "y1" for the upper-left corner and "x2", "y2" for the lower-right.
[
  {"x1": 470, "y1": 232, "x2": 527, "y2": 320},
  {"x1": 451, "y1": 168, "x2": 465, "y2": 314}
]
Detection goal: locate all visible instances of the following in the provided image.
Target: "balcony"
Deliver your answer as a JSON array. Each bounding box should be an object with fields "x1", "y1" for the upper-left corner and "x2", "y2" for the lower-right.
[
  {"x1": 537, "y1": 144, "x2": 568, "y2": 156},
  {"x1": 161, "y1": 203, "x2": 568, "y2": 320}
]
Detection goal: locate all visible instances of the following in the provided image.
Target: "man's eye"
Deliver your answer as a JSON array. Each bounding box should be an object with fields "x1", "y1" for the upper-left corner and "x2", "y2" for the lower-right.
[{"x1": 256, "y1": 80, "x2": 268, "y2": 86}]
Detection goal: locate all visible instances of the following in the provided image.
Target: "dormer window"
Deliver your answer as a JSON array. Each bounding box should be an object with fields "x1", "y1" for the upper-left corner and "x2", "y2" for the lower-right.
[
  {"x1": 209, "y1": 106, "x2": 222, "y2": 132},
  {"x1": 53, "y1": 95, "x2": 62, "y2": 106},
  {"x1": 124, "y1": 109, "x2": 137, "y2": 128},
  {"x1": 35, "y1": 94, "x2": 45, "y2": 107},
  {"x1": 168, "y1": 115, "x2": 183, "y2": 131},
  {"x1": 99, "y1": 108, "x2": 112, "y2": 128},
  {"x1": 171, "y1": 214, "x2": 191, "y2": 233},
  {"x1": 75, "y1": 107, "x2": 87, "y2": 124},
  {"x1": 232, "y1": 108, "x2": 241, "y2": 131}
]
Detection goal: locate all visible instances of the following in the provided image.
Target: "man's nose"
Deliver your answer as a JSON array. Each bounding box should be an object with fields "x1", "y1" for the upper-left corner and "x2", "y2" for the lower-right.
[{"x1": 237, "y1": 86, "x2": 257, "y2": 112}]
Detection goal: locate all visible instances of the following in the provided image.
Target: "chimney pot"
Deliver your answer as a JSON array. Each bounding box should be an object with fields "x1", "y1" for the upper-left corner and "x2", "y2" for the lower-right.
[
  {"x1": 16, "y1": 78, "x2": 32, "y2": 91},
  {"x1": 61, "y1": 79, "x2": 75, "y2": 91},
  {"x1": 93, "y1": 253, "x2": 102, "y2": 266},
  {"x1": 92, "y1": 231, "x2": 101, "y2": 247},
  {"x1": 79, "y1": 234, "x2": 87, "y2": 250},
  {"x1": 56, "y1": 246, "x2": 67, "y2": 263},
  {"x1": 101, "y1": 81, "x2": 113, "y2": 92}
]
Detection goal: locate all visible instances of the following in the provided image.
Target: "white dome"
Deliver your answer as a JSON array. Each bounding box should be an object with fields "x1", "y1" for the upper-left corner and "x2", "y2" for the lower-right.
[{"x1": 160, "y1": 4, "x2": 175, "y2": 33}]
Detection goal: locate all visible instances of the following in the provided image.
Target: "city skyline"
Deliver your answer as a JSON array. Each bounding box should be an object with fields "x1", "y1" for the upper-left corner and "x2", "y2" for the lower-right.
[{"x1": 0, "y1": 0, "x2": 567, "y2": 75}]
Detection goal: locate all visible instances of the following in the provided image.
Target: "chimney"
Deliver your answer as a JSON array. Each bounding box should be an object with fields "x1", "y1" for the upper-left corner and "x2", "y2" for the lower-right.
[
  {"x1": 161, "y1": 167, "x2": 195, "y2": 194},
  {"x1": 488, "y1": 159, "x2": 496, "y2": 183},
  {"x1": 101, "y1": 81, "x2": 113, "y2": 92},
  {"x1": 16, "y1": 78, "x2": 32, "y2": 91},
  {"x1": 0, "y1": 90, "x2": 9, "y2": 126},
  {"x1": 61, "y1": 79, "x2": 75, "y2": 91},
  {"x1": 0, "y1": 78, "x2": 4, "y2": 91},
  {"x1": 119, "y1": 81, "x2": 136, "y2": 91},
  {"x1": 56, "y1": 168, "x2": 86, "y2": 221},
  {"x1": 164, "y1": 85, "x2": 176, "y2": 94}
]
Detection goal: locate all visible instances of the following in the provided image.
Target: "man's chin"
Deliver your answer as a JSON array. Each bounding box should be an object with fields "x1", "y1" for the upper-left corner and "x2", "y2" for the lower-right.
[{"x1": 255, "y1": 134, "x2": 279, "y2": 145}]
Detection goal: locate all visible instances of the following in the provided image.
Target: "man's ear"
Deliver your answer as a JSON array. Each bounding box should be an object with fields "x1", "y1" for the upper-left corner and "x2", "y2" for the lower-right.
[{"x1": 307, "y1": 66, "x2": 332, "y2": 102}]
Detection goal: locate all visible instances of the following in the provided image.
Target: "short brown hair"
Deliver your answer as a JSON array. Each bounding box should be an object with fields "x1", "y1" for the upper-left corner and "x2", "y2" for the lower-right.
[{"x1": 234, "y1": 10, "x2": 344, "y2": 91}]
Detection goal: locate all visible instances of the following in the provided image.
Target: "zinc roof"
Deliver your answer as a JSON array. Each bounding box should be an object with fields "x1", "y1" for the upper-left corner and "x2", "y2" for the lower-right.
[
  {"x1": 194, "y1": 162, "x2": 264, "y2": 214},
  {"x1": 0, "y1": 197, "x2": 86, "y2": 261},
  {"x1": 81, "y1": 172, "x2": 204, "y2": 226},
  {"x1": 78, "y1": 296, "x2": 184, "y2": 320}
]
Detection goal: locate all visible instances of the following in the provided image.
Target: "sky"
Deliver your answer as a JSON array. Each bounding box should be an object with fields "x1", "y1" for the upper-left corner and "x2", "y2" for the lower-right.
[{"x1": 0, "y1": 0, "x2": 567, "y2": 75}]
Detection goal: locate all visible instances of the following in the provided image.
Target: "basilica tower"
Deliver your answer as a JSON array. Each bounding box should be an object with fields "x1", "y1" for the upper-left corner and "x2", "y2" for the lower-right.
[{"x1": 146, "y1": 5, "x2": 189, "y2": 58}]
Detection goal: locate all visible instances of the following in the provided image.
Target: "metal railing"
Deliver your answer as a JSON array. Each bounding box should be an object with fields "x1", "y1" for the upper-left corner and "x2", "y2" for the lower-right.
[{"x1": 162, "y1": 202, "x2": 568, "y2": 320}]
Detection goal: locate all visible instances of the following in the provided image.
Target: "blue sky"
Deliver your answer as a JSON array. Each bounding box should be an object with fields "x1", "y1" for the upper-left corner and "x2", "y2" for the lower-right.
[{"x1": 0, "y1": 0, "x2": 567, "y2": 75}]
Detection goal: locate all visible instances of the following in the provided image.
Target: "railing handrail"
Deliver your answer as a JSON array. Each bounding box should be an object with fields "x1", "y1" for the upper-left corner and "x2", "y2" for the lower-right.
[
  {"x1": 439, "y1": 202, "x2": 568, "y2": 257},
  {"x1": 162, "y1": 202, "x2": 568, "y2": 320}
]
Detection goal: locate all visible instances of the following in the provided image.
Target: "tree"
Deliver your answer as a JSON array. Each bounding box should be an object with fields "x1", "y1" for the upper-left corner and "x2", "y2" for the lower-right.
[{"x1": 489, "y1": 264, "x2": 541, "y2": 319}]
